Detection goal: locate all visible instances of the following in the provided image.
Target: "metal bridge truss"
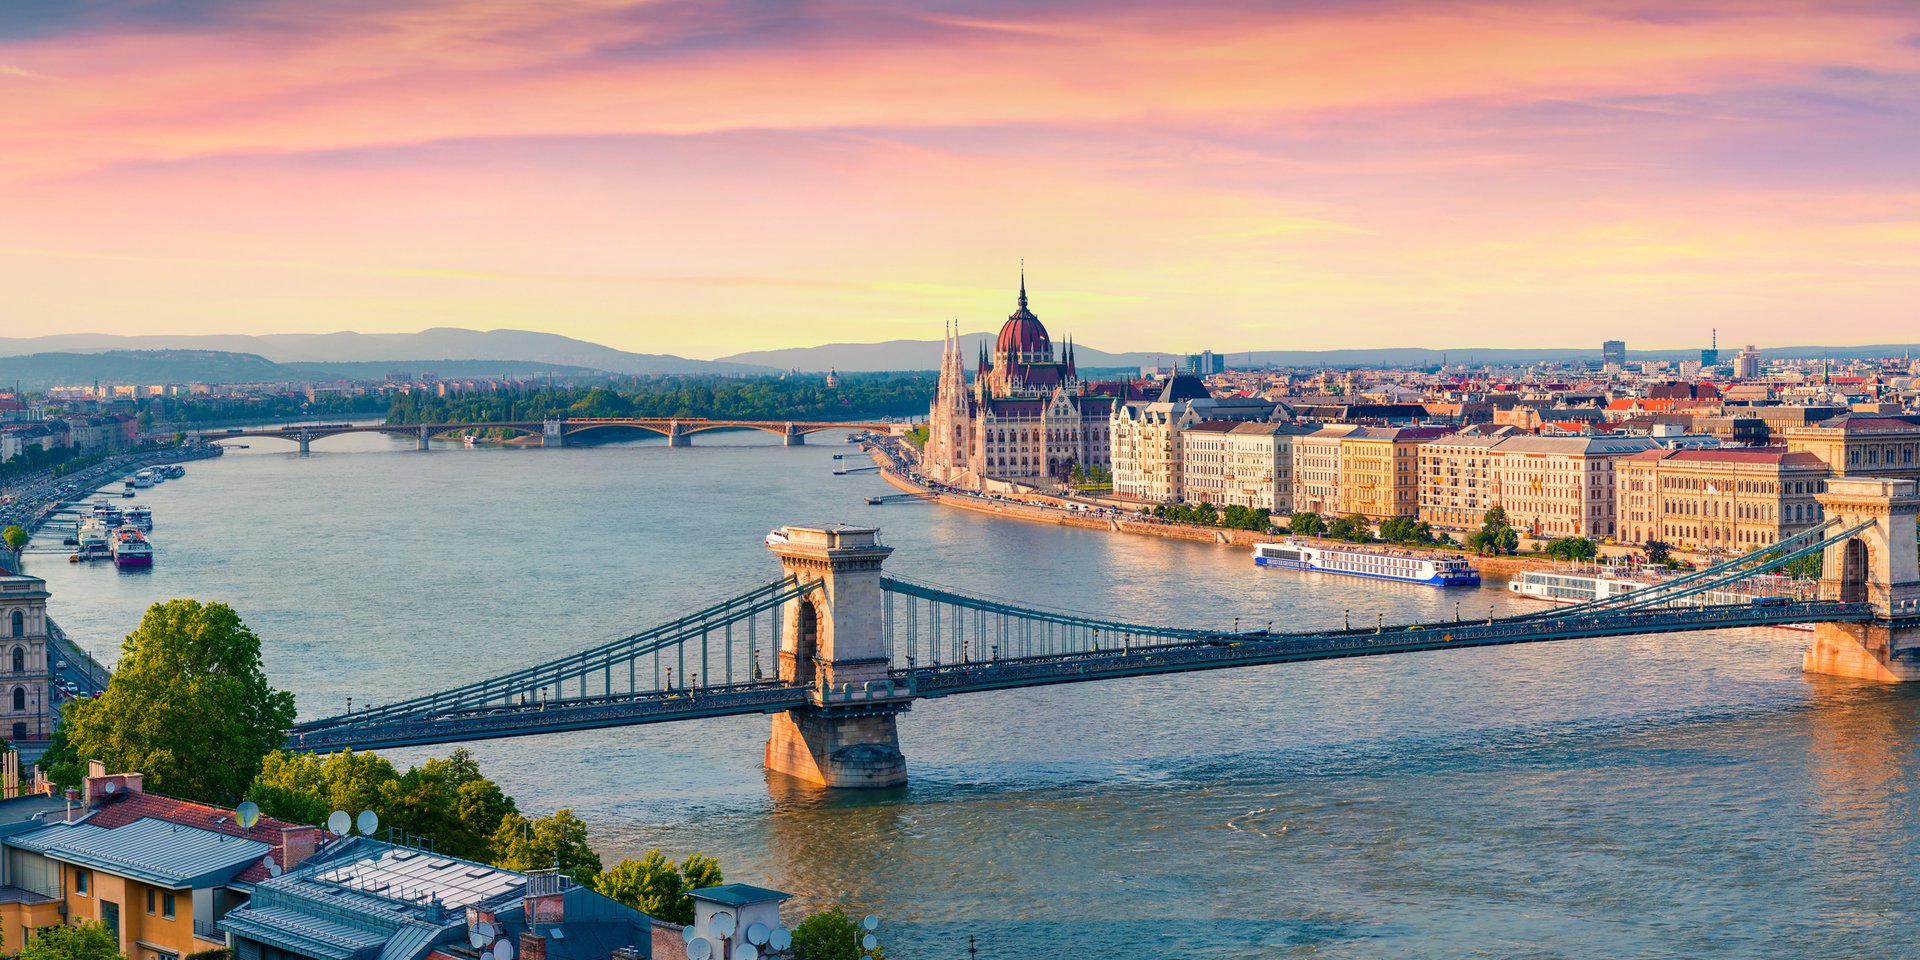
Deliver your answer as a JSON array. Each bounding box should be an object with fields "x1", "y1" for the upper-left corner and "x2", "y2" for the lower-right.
[
  {"x1": 292, "y1": 524, "x2": 1879, "y2": 752},
  {"x1": 288, "y1": 576, "x2": 820, "y2": 752}
]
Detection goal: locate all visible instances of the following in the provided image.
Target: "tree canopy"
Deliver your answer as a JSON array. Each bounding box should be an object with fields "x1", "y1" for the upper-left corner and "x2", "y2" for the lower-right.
[
  {"x1": 19, "y1": 921, "x2": 124, "y2": 960},
  {"x1": 1467, "y1": 507, "x2": 1521, "y2": 555},
  {"x1": 491, "y1": 809, "x2": 602, "y2": 885},
  {"x1": 59, "y1": 600, "x2": 296, "y2": 804},
  {"x1": 591, "y1": 850, "x2": 723, "y2": 925},
  {"x1": 1288, "y1": 512, "x2": 1327, "y2": 537},
  {"x1": 1541, "y1": 537, "x2": 1599, "y2": 562},
  {"x1": 249, "y1": 748, "x2": 518, "y2": 863},
  {"x1": 790, "y1": 906, "x2": 887, "y2": 960}
]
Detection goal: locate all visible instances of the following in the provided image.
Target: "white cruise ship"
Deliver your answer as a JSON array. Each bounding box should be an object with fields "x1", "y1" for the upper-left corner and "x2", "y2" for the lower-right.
[{"x1": 1252, "y1": 540, "x2": 1480, "y2": 587}]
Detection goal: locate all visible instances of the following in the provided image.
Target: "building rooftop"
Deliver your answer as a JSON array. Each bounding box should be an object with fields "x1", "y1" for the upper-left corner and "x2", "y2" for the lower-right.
[{"x1": 11, "y1": 817, "x2": 272, "y2": 889}]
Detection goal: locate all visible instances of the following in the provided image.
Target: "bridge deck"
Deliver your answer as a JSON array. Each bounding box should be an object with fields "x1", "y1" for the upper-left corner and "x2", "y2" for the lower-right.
[{"x1": 291, "y1": 600, "x2": 1870, "y2": 752}]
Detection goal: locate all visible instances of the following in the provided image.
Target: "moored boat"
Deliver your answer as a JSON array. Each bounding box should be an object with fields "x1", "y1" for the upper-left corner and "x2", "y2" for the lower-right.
[
  {"x1": 1251, "y1": 539, "x2": 1480, "y2": 587},
  {"x1": 110, "y1": 526, "x2": 153, "y2": 568}
]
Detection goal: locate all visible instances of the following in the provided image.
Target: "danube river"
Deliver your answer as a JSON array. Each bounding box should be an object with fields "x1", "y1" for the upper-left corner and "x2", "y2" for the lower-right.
[{"x1": 29, "y1": 433, "x2": 1920, "y2": 959}]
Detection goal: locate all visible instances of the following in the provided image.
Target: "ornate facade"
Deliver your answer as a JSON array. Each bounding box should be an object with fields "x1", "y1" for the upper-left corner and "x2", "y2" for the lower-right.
[{"x1": 926, "y1": 275, "x2": 1137, "y2": 488}]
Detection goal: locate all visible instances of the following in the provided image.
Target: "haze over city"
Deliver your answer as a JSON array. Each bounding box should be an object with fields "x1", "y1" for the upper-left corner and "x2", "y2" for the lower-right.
[{"x1": 6, "y1": 0, "x2": 1919, "y2": 356}]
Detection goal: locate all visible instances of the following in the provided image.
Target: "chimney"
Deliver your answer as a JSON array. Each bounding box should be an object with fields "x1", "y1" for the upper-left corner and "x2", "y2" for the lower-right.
[
  {"x1": 280, "y1": 826, "x2": 319, "y2": 870},
  {"x1": 518, "y1": 932, "x2": 546, "y2": 960}
]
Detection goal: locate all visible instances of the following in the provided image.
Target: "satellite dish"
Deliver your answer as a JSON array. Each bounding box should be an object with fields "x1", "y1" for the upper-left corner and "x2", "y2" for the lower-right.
[
  {"x1": 862, "y1": 935, "x2": 878, "y2": 950},
  {"x1": 236, "y1": 801, "x2": 262, "y2": 829},
  {"x1": 745, "y1": 923, "x2": 770, "y2": 946},
  {"x1": 475, "y1": 922, "x2": 497, "y2": 941},
  {"x1": 267, "y1": 860, "x2": 283, "y2": 878},
  {"x1": 769, "y1": 929, "x2": 791, "y2": 951},
  {"x1": 495, "y1": 938, "x2": 514, "y2": 960},
  {"x1": 711, "y1": 913, "x2": 736, "y2": 938},
  {"x1": 862, "y1": 915, "x2": 878, "y2": 932},
  {"x1": 681, "y1": 927, "x2": 697, "y2": 945},
  {"x1": 356, "y1": 810, "x2": 380, "y2": 836},
  {"x1": 102, "y1": 781, "x2": 119, "y2": 795},
  {"x1": 687, "y1": 938, "x2": 713, "y2": 960},
  {"x1": 736, "y1": 946, "x2": 758, "y2": 960},
  {"x1": 468, "y1": 930, "x2": 489, "y2": 950},
  {"x1": 327, "y1": 810, "x2": 351, "y2": 835}
]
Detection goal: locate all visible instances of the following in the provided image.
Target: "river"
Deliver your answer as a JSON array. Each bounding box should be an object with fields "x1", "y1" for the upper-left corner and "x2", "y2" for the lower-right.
[{"x1": 27, "y1": 432, "x2": 1920, "y2": 959}]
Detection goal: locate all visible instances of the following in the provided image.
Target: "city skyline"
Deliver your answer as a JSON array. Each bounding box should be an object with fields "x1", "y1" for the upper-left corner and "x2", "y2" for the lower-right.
[{"x1": 5, "y1": 1, "x2": 1918, "y2": 358}]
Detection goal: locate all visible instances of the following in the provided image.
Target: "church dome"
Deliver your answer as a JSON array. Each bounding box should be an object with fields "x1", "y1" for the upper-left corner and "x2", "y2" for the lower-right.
[{"x1": 995, "y1": 273, "x2": 1051, "y2": 357}]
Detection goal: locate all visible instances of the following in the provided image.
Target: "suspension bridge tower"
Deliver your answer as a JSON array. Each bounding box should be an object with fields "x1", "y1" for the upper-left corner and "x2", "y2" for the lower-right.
[
  {"x1": 763, "y1": 524, "x2": 909, "y2": 788},
  {"x1": 1804, "y1": 478, "x2": 1920, "y2": 681}
]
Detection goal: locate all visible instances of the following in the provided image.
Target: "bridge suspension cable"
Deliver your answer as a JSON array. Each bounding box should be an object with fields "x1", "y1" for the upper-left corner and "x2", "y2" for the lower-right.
[{"x1": 293, "y1": 575, "x2": 819, "y2": 734}]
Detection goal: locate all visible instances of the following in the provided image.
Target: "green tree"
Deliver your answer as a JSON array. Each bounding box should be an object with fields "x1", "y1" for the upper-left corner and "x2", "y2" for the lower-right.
[
  {"x1": 591, "y1": 850, "x2": 722, "y2": 925},
  {"x1": 1542, "y1": 537, "x2": 1598, "y2": 562},
  {"x1": 1468, "y1": 507, "x2": 1519, "y2": 556},
  {"x1": 1644, "y1": 540, "x2": 1672, "y2": 565},
  {"x1": 491, "y1": 809, "x2": 602, "y2": 884},
  {"x1": 2, "y1": 524, "x2": 27, "y2": 566},
  {"x1": 1326, "y1": 514, "x2": 1372, "y2": 543},
  {"x1": 19, "y1": 921, "x2": 125, "y2": 960},
  {"x1": 790, "y1": 906, "x2": 887, "y2": 960},
  {"x1": 61, "y1": 600, "x2": 296, "y2": 804},
  {"x1": 249, "y1": 748, "x2": 518, "y2": 862},
  {"x1": 1288, "y1": 512, "x2": 1325, "y2": 537}
]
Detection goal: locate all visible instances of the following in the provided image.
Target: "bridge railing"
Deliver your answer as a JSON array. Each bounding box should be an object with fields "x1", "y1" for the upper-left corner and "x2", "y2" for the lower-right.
[{"x1": 293, "y1": 575, "x2": 820, "y2": 733}]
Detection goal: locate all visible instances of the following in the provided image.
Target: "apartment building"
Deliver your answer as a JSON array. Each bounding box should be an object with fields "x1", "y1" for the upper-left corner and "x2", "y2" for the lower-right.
[
  {"x1": 1110, "y1": 378, "x2": 1279, "y2": 502},
  {"x1": 1417, "y1": 434, "x2": 1510, "y2": 531},
  {"x1": 1338, "y1": 426, "x2": 1451, "y2": 520},
  {"x1": 1177, "y1": 421, "x2": 1313, "y2": 513},
  {"x1": 1491, "y1": 435, "x2": 1659, "y2": 539},
  {"x1": 1290, "y1": 425, "x2": 1359, "y2": 516},
  {"x1": 0, "y1": 771, "x2": 319, "y2": 960},
  {"x1": 1615, "y1": 448, "x2": 1831, "y2": 550}
]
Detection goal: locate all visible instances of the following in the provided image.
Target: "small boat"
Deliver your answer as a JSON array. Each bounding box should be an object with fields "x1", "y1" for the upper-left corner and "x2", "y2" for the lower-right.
[
  {"x1": 125, "y1": 506, "x2": 153, "y2": 530},
  {"x1": 764, "y1": 527, "x2": 791, "y2": 547},
  {"x1": 132, "y1": 470, "x2": 157, "y2": 489},
  {"x1": 162, "y1": 465, "x2": 185, "y2": 478},
  {"x1": 463, "y1": 435, "x2": 478, "y2": 447}
]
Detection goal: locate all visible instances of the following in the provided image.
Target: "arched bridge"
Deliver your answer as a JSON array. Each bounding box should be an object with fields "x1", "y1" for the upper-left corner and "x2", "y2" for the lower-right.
[
  {"x1": 195, "y1": 418, "x2": 909, "y2": 452},
  {"x1": 287, "y1": 478, "x2": 1920, "y2": 787}
]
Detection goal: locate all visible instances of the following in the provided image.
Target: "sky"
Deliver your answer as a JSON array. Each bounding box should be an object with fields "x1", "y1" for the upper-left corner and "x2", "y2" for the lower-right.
[{"x1": 3, "y1": 0, "x2": 1918, "y2": 359}]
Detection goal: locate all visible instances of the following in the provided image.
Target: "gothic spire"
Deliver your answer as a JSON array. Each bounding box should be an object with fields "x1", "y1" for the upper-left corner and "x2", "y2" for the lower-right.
[{"x1": 1018, "y1": 260, "x2": 1028, "y2": 311}]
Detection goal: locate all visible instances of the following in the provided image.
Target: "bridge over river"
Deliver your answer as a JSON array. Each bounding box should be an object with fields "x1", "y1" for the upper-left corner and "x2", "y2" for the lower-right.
[
  {"x1": 287, "y1": 478, "x2": 1920, "y2": 787},
  {"x1": 193, "y1": 417, "x2": 910, "y2": 453}
]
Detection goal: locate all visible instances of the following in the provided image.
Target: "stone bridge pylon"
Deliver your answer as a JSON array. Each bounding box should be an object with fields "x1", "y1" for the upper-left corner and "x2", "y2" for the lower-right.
[
  {"x1": 1804, "y1": 478, "x2": 1920, "y2": 681},
  {"x1": 762, "y1": 524, "x2": 910, "y2": 788}
]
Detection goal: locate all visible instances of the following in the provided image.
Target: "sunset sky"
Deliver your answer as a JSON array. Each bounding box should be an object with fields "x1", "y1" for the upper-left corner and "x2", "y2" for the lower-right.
[{"x1": 3, "y1": 0, "x2": 1917, "y2": 358}]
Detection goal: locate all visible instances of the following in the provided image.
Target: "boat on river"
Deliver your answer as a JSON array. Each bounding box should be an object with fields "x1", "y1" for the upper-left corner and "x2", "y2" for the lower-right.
[{"x1": 1251, "y1": 539, "x2": 1480, "y2": 587}]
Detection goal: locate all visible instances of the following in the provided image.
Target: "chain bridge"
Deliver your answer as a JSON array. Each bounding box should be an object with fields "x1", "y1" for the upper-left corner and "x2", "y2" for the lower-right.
[
  {"x1": 287, "y1": 477, "x2": 1920, "y2": 788},
  {"x1": 195, "y1": 417, "x2": 906, "y2": 453}
]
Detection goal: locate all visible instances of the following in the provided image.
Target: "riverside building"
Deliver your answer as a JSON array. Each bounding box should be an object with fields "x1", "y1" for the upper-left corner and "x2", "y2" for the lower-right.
[
  {"x1": 1615, "y1": 448, "x2": 1831, "y2": 550},
  {"x1": 1418, "y1": 434, "x2": 1658, "y2": 537},
  {"x1": 1109, "y1": 377, "x2": 1280, "y2": 503},
  {"x1": 1177, "y1": 421, "x2": 1314, "y2": 513},
  {"x1": 1780, "y1": 413, "x2": 1920, "y2": 481}
]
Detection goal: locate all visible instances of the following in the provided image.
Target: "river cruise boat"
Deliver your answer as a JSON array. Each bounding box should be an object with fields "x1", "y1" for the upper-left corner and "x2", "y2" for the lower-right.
[
  {"x1": 132, "y1": 470, "x2": 157, "y2": 488},
  {"x1": 1508, "y1": 568, "x2": 1651, "y2": 604},
  {"x1": 1251, "y1": 540, "x2": 1481, "y2": 587},
  {"x1": 111, "y1": 527, "x2": 153, "y2": 568},
  {"x1": 161, "y1": 464, "x2": 185, "y2": 478},
  {"x1": 125, "y1": 505, "x2": 152, "y2": 529},
  {"x1": 75, "y1": 518, "x2": 110, "y2": 561},
  {"x1": 122, "y1": 478, "x2": 137, "y2": 497}
]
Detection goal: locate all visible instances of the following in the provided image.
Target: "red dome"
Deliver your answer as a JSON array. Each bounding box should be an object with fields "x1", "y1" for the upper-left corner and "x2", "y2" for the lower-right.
[
  {"x1": 996, "y1": 311, "x2": 1051, "y2": 356},
  {"x1": 995, "y1": 276, "x2": 1051, "y2": 356}
]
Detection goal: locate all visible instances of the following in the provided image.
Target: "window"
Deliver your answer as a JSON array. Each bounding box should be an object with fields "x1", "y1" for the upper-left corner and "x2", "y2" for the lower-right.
[
  {"x1": 8, "y1": 612, "x2": 20, "y2": 639},
  {"x1": 75, "y1": 868, "x2": 89, "y2": 895},
  {"x1": 9, "y1": 687, "x2": 22, "y2": 711},
  {"x1": 147, "y1": 890, "x2": 155, "y2": 914},
  {"x1": 162, "y1": 893, "x2": 175, "y2": 919},
  {"x1": 7, "y1": 646, "x2": 18, "y2": 672}
]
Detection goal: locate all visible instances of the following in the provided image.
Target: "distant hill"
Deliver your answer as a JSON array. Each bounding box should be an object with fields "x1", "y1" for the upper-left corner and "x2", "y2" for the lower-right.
[
  {"x1": 0, "y1": 350, "x2": 604, "y2": 391},
  {"x1": 722, "y1": 338, "x2": 1920, "y2": 371},
  {"x1": 0, "y1": 328, "x2": 773, "y2": 376}
]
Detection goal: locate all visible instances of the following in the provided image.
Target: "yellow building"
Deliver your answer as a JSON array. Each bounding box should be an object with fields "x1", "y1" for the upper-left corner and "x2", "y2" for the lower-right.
[
  {"x1": 1338, "y1": 427, "x2": 1450, "y2": 520},
  {"x1": 1615, "y1": 448, "x2": 1831, "y2": 551},
  {"x1": 0, "y1": 772, "x2": 317, "y2": 960}
]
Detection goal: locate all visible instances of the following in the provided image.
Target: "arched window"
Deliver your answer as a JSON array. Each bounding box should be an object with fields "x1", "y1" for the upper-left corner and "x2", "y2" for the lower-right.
[
  {"x1": 9, "y1": 646, "x2": 21, "y2": 673},
  {"x1": 10, "y1": 687, "x2": 23, "y2": 711},
  {"x1": 9, "y1": 723, "x2": 22, "y2": 742},
  {"x1": 8, "y1": 611, "x2": 20, "y2": 639}
]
